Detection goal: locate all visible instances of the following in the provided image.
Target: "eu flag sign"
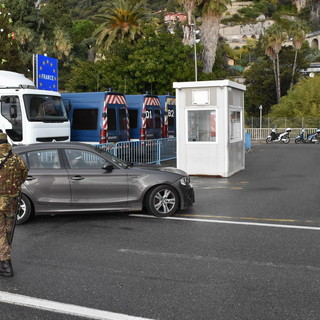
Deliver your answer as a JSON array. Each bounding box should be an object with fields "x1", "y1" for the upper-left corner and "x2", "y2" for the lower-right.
[{"x1": 36, "y1": 54, "x2": 58, "y2": 91}]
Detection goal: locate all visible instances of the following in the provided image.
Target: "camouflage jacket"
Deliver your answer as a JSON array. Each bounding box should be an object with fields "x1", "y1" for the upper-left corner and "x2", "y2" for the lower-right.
[{"x1": 0, "y1": 143, "x2": 28, "y2": 197}]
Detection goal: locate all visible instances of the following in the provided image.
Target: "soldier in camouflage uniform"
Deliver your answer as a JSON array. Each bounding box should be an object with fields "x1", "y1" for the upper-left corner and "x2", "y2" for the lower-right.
[{"x1": 0, "y1": 133, "x2": 28, "y2": 277}]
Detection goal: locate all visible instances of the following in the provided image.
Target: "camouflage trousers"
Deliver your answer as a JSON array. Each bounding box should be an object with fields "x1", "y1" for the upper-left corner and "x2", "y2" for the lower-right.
[{"x1": 0, "y1": 197, "x2": 18, "y2": 261}]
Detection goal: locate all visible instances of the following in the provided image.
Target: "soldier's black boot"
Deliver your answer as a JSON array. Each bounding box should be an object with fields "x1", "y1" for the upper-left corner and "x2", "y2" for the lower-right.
[{"x1": 0, "y1": 259, "x2": 14, "y2": 277}]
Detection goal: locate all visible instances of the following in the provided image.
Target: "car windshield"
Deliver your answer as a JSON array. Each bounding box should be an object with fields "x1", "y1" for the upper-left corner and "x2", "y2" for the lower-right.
[
  {"x1": 24, "y1": 94, "x2": 68, "y2": 122},
  {"x1": 94, "y1": 146, "x2": 131, "y2": 168}
]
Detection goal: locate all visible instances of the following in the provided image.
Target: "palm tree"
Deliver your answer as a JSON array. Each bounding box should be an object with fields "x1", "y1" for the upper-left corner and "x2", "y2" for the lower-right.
[
  {"x1": 177, "y1": 0, "x2": 200, "y2": 45},
  {"x1": 177, "y1": 0, "x2": 198, "y2": 25},
  {"x1": 199, "y1": 0, "x2": 231, "y2": 74},
  {"x1": 265, "y1": 44, "x2": 278, "y2": 101},
  {"x1": 93, "y1": 0, "x2": 149, "y2": 52},
  {"x1": 53, "y1": 27, "x2": 72, "y2": 60},
  {"x1": 262, "y1": 24, "x2": 287, "y2": 103},
  {"x1": 14, "y1": 26, "x2": 35, "y2": 49},
  {"x1": 288, "y1": 21, "x2": 307, "y2": 89}
]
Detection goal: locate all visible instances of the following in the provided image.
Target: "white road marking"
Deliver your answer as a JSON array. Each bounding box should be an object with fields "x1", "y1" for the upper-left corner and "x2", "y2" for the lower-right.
[
  {"x1": 129, "y1": 214, "x2": 320, "y2": 231},
  {"x1": 0, "y1": 291, "x2": 154, "y2": 320}
]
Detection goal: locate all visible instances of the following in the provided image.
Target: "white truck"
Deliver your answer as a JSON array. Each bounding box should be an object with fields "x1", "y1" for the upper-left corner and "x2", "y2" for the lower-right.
[{"x1": 0, "y1": 71, "x2": 70, "y2": 144}]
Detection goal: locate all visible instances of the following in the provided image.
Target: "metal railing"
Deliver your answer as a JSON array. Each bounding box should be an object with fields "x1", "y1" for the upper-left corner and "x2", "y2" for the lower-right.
[
  {"x1": 246, "y1": 117, "x2": 320, "y2": 129},
  {"x1": 245, "y1": 128, "x2": 319, "y2": 140},
  {"x1": 96, "y1": 138, "x2": 176, "y2": 164}
]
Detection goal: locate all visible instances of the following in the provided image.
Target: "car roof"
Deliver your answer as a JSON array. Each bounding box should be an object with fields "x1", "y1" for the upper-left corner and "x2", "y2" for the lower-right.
[{"x1": 13, "y1": 142, "x2": 97, "y2": 153}]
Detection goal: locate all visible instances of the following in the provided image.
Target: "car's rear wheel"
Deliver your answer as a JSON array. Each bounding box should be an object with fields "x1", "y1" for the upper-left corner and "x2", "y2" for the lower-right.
[
  {"x1": 146, "y1": 185, "x2": 179, "y2": 217},
  {"x1": 16, "y1": 194, "x2": 32, "y2": 225}
]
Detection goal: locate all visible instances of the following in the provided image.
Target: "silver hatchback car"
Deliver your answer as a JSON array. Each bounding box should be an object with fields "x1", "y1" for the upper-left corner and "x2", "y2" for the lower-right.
[{"x1": 13, "y1": 142, "x2": 194, "y2": 224}]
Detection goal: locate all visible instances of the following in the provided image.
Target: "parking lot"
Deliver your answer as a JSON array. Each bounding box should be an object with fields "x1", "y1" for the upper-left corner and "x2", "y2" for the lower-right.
[{"x1": 1, "y1": 143, "x2": 320, "y2": 320}]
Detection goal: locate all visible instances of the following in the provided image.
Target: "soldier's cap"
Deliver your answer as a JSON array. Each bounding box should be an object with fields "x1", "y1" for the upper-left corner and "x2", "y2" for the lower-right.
[{"x1": 0, "y1": 132, "x2": 8, "y2": 143}]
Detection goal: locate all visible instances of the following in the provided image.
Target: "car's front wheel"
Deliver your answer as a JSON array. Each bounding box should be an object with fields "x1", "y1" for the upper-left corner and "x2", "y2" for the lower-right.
[
  {"x1": 146, "y1": 185, "x2": 179, "y2": 217},
  {"x1": 16, "y1": 194, "x2": 32, "y2": 225}
]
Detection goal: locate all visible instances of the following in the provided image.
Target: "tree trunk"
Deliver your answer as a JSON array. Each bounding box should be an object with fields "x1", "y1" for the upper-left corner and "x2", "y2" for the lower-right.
[
  {"x1": 272, "y1": 59, "x2": 277, "y2": 88},
  {"x1": 276, "y1": 54, "x2": 281, "y2": 103},
  {"x1": 310, "y1": 0, "x2": 320, "y2": 22},
  {"x1": 290, "y1": 50, "x2": 298, "y2": 90},
  {"x1": 272, "y1": 59, "x2": 279, "y2": 103},
  {"x1": 201, "y1": 15, "x2": 220, "y2": 74}
]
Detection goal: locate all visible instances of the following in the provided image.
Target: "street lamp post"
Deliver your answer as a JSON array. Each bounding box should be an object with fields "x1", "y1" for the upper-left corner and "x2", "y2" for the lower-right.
[
  {"x1": 259, "y1": 105, "x2": 263, "y2": 139},
  {"x1": 194, "y1": 33, "x2": 197, "y2": 82},
  {"x1": 191, "y1": 23, "x2": 200, "y2": 82}
]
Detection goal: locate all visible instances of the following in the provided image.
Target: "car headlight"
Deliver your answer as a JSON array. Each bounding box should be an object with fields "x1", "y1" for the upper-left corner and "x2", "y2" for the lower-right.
[{"x1": 180, "y1": 176, "x2": 190, "y2": 186}]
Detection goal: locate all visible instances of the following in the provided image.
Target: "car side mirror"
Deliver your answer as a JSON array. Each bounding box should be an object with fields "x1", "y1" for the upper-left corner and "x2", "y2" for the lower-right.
[{"x1": 102, "y1": 163, "x2": 114, "y2": 172}]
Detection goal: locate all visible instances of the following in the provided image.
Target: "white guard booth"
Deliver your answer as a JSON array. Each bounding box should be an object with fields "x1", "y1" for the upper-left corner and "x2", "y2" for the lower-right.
[{"x1": 173, "y1": 80, "x2": 246, "y2": 177}]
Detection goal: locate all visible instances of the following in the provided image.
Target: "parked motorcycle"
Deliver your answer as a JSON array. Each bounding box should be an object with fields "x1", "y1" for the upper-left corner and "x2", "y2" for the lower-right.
[
  {"x1": 266, "y1": 128, "x2": 292, "y2": 144},
  {"x1": 295, "y1": 128, "x2": 320, "y2": 144},
  {"x1": 295, "y1": 128, "x2": 308, "y2": 143}
]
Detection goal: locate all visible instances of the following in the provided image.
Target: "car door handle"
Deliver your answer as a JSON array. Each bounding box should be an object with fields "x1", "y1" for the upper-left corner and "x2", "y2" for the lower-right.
[
  {"x1": 26, "y1": 176, "x2": 36, "y2": 181},
  {"x1": 70, "y1": 176, "x2": 84, "y2": 181}
]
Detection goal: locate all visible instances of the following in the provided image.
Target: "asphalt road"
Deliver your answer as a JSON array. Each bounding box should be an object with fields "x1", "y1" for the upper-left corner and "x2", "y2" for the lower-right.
[{"x1": 1, "y1": 143, "x2": 320, "y2": 320}]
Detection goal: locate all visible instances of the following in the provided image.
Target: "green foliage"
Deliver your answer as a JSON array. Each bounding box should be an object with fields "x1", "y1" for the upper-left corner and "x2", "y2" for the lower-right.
[
  {"x1": 64, "y1": 60, "x2": 104, "y2": 92},
  {"x1": 39, "y1": 0, "x2": 72, "y2": 37},
  {"x1": 270, "y1": 76, "x2": 320, "y2": 118},
  {"x1": 221, "y1": 13, "x2": 244, "y2": 25},
  {"x1": 238, "y1": 7, "x2": 261, "y2": 20},
  {"x1": 1, "y1": 0, "x2": 316, "y2": 115},
  {"x1": 126, "y1": 32, "x2": 195, "y2": 93},
  {"x1": 166, "y1": 0, "x2": 179, "y2": 11},
  {"x1": 254, "y1": 1, "x2": 277, "y2": 18},
  {"x1": 0, "y1": 2, "x2": 24, "y2": 72},
  {"x1": 147, "y1": 0, "x2": 170, "y2": 11},
  {"x1": 65, "y1": 31, "x2": 195, "y2": 94},
  {"x1": 67, "y1": 0, "x2": 105, "y2": 19},
  {"x1": 93, "y1": 0, "x2": 150, "y2": 52},
  {"x1": 244, "y1": 44, "x2": 309, "y2": 116},
  {"x1": 244, "y1": 56, "x2": 277, "y2": 116},
  {"x1": 6, "y1": 0, "x2": 38, "y2": 29},
  {"x1": 70, "y1": 20, "x2": 97, "y2": 45},
  {"x1": 222, "y1": 0, "x2": 277, "y2": 24}
]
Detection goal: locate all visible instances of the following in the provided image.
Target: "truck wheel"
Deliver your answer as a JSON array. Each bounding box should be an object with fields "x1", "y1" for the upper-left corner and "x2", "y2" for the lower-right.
[
  {"x1": 16, "y1": 194, "x2": 32, "y2": 225},
  {"x1": 146, "y1": 185, "x2": 179, "y2": 217}
]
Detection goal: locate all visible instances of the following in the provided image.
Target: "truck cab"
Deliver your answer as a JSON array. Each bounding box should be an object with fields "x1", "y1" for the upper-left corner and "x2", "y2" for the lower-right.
[{"x1": 0, "y1": 71, "x2": 70, "y2": 144}]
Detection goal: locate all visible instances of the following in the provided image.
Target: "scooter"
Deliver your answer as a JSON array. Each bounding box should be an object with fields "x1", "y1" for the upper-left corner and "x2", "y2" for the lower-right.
[
  {"x1": 266, "y1": 128, "x2": 291, "y2": 144},
  {"x1": 295, "y1": 128, "x2": 308, "y2": 143},
  {"x1": 295, "y1": 128, "x2": 320, "y2": 144},
  {"x1": 305, "y1": 128, "x2": 320, "y2": 144}
]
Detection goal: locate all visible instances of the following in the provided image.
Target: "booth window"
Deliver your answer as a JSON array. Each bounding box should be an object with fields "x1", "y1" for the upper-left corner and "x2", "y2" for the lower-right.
[
  {"x1": 229, "y1": 110, "x2": 242, "y2": 141},
  {"x1": 188, "y1": 109, "x2": 216, "y2": 142}
]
